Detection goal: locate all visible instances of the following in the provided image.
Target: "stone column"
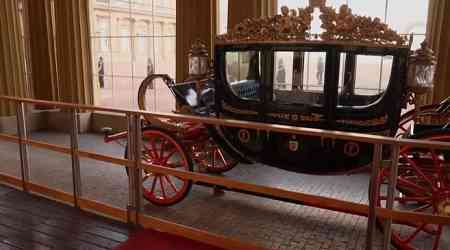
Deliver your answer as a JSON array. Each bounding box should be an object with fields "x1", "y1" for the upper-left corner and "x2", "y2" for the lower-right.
[
  {"x1": 0, "y1": 0, "x2": 27, "y2": 116},
  {"x1": 53, "y1": 0, "x2": 93, "y2": 105},
  {"x1": 27, "y1": 0, "x2": 59, "y2": 102},
  {"x1": 426, "y1": 0, "x2": 450, "y2": 103}
]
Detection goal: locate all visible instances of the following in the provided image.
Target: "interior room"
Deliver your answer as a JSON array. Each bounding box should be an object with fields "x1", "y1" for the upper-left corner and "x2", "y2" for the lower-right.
[{"x1": 0, "y1": 0, "x2": 449, "y2": 249}]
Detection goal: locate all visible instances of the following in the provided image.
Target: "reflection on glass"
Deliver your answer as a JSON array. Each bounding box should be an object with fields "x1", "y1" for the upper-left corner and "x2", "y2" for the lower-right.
[
  {"x1": 225, "y1": 51, "x2": 261, "y2": 101},
  {"x1": 338, "y1": 53, "x2": 393, "y2": 107},
  {"x1": 273, "y1": 51, "x2": 325, "y2": 106},
  {"x1": 415, "y1": 65, "x2": 435, "y2": 87}
]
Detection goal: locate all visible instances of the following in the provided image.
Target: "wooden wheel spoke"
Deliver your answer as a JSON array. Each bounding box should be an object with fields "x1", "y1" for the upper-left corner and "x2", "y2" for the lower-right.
[
  {"x1": 150, "y1": 139, "x2": 159, "y2": 159},
  {"x1": 432, "y1": 226, "x2": 443, "y2": 250},
  {"x1": 159, "y1": 176, "x2": 167, "y2": 199},
  {"x1": 150, "y1": 176, "x2": 157, "y2": 194},
  {"x1": 162, "y1": 149, "x2": 177, "y2": 165},
  {"x1": 164, "y1": 176, "x2": 178, "y2": 193},
  {"x1": 400, "y1": 223, "x2": 426, "y2": 244},
  {"x1": 217, "y1": 148, "x2": 228, "y2": 165},
  {"x1": 159, "y1": 139, "x2": 167, "y2": 160},
  {"x1": 142, "y1": 143, "x2": 156, "y2": 159},
  {"x1": 401, "y1": 152, "x2": 435, "y2": 189},
  {"x1": 398, "y1": 177, "x2": 431, "y2": 196}
]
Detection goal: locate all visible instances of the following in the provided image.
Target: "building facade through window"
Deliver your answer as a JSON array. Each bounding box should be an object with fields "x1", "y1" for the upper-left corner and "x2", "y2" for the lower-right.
[{"x1": 90, "y1": 0, "x2": 176, "y2": 111}]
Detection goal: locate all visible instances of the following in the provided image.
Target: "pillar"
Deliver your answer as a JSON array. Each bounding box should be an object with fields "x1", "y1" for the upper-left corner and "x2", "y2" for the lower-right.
[
  {"x1": 27, "y1": 0, "x2": 59, "y2": 102},
  {"x1": 0, "y1": 0, "x2": 27, "y2": 116},
  {"x1": 53, "y1": 0, "x2": 93, "y2": 105},
  {"x1": 426, "y1": 0, "x2": 450, "y2": 103},
  {"x1": 228, "y1": 0, "x2": 277, "y2": 29},
  {"x1": 176, "y1": 0, "x2": 216, "y2": 82}
]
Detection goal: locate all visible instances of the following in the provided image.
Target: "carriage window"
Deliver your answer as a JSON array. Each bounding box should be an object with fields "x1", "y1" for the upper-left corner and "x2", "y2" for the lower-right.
[
  {"x1": 225, "y1": 51, "x2": 261, "y2": 101},
  {"x1": 338, "y1": 53, "x2": 393, "y2": 107},
  {"x1": 273, "y1": 51, "x2": 326, "y2": 106}
]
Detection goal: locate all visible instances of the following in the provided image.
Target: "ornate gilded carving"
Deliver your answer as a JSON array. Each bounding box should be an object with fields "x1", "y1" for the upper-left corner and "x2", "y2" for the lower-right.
[
  {"x1": 217, "y1": 4, "x2": 406, "y2": 46},
  {"x1": 217, "y1": 6, "x2": 314, "y2": 43},
  {"x1": 319, "y1": 5, "x2": 406, "y2": 45}
]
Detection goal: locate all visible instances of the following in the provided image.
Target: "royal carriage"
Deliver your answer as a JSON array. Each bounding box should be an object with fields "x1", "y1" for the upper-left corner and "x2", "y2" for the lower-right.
[{"x1": 105, "y1": 2, "x2": 450, "y2": 249}]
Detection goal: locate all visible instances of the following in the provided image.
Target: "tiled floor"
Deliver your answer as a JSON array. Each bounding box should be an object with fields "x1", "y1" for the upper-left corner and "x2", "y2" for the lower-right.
[{"x1": 0, "y1": 131, "x2": 448, "y2": 250}]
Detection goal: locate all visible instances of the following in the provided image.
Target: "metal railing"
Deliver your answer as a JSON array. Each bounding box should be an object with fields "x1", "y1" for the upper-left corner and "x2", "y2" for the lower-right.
[{"x1": 0, "y1": 95, "x2": 449, "y2": 250}]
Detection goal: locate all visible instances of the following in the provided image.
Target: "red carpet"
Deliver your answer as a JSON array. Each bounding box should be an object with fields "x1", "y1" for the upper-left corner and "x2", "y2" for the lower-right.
[{"x1": 114, "y1": 229, "x2": 224, "y2": 250}]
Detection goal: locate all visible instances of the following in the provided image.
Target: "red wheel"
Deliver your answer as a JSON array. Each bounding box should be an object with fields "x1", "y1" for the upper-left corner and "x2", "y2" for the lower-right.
[
  {"x1": 375, "y1": 133, "x2": 450, "y2": 250},
  {"x1": 203, "y1": 142, "x2": 238, "y2": 174},
  {"x1": 140, "y1": 129, "x2": 193, "y2": 206}
]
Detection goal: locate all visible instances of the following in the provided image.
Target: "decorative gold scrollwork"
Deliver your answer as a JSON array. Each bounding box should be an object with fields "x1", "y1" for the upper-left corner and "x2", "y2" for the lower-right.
[{"x1": 217, "y1": 4, "x2": 406, "y2": 47}]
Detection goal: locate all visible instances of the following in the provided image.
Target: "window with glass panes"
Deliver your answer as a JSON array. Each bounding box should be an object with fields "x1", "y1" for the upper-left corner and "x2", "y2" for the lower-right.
[
  {"x1": 89, "y1": 0, "x2": 176, "y2": 111},
  {"x1": 277, "y1": 0, "x2": 429, "y2": 94}
]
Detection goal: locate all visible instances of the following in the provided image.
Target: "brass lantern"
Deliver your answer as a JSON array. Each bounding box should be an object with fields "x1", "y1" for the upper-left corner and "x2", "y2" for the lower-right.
[
  {"x1": 188, "y1": 40, "x2": 209, "y2": 78},
  {"x1": 408, "y1": 41, "x2": 437, "y2": 95}
]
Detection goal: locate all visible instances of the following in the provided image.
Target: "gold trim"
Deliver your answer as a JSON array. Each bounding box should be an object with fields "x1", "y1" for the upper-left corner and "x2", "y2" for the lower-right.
[
  {"x1": 217, "y1": 4, "x2": 406, "y2": 46},
  {"x1": 267, "y1": 113, "x2": 324, "y2": 122},
  {"x1": 222, "y1": 101, "x2": 258, "y2": 115},
  {"x1": 337, "y1": 115, "x2": 388, "y2": 127}
]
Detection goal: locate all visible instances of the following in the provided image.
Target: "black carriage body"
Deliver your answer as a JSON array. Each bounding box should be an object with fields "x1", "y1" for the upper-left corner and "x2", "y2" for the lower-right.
[{"x1": 213, "y1": 42, "x2": 410, "y2": 174}]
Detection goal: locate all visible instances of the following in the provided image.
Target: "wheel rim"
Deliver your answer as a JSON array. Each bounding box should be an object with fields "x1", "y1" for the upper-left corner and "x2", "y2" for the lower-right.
[
  {"x1": 141, "y1": 130, "x2": 192, "y2": 206},
  {"x1": 375, "y1": 135, "x2": 450, "y2": 250},
  {"x1": 203, "y1": 143, "x2": 238, "y2": 174}
]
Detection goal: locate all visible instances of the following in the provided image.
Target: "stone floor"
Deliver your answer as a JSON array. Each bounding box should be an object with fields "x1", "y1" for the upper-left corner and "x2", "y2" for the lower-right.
[{"x1": 0, "y1": 131, "x2": 448, "y2": 250}]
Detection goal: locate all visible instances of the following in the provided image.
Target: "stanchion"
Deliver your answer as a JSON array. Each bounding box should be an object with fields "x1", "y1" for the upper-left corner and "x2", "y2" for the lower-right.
[
  {"x1": 366, "y1": 143, "x2": 382, "y2": 250},
  {"x1": 132, "y1": 114, "x2": 143, "y2": 225},
  {"x1": 16, "y1": 101, "x2": 30, "y2": 192},
  {"x1": 383, "y1": 145, "x2": 400, "y2": 250},
  {"x1": 126, "y1": 113, "x2": 139, "y2": 226},
  {"x1": 70, "y1": 108, "x2": 82, "y2": 208}
]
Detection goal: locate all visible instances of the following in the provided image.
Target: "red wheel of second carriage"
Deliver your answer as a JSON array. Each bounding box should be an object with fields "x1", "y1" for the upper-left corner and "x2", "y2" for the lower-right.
[
  {"x1": 140, "y1": 129, "x2": 193, "y2": 206},
  {"x1": 375, "y1": 132, "x2": 450, "y2": 250}
]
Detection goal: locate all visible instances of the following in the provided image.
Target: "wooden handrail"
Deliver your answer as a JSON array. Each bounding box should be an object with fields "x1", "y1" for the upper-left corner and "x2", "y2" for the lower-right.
[
  {"x1": 1, "y1": 95, "x2": 450, "y2": 250},
  {"x1": 2, "y1": 131, "x2": 449, "y2": 226},
  {"x1": 1, "y1": 95, "x2": 450, "y2": 150}
]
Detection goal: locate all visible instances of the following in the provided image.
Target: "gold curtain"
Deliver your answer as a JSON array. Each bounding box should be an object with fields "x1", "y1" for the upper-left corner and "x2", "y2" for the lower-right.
[
  {"x1": 228, "y1": 0, "x2": 277, "y2": 29},
  {"x1": 176, "y1": 0, "x2": 215, "y2": 82},
  {"x1": 0, "y1": 0, "x2": 27, "y2": 116},
  {"x1": 53, "y1": 0, "x2": 93, "y2": 105},
  {"x1": 28, "y1": 0, "x2": 59, "y2": 102},
  {"x1": 426, "y1": 0, "x2": 450, "y2": 103}
]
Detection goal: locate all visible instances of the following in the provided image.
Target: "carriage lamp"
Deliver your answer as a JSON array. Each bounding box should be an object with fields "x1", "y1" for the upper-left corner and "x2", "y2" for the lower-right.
[
  {"x1": 188, "y1": 39, "x2": 210, "y2": 78},
  {"x1": 407, "y1": 41, "x2": 437, "y2": 95}
]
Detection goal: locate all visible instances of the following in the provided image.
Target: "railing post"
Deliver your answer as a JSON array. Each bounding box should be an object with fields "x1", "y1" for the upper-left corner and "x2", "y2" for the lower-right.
[
  {"x1": 70, "y1": 108, "x2": 82, "y2": 208},
  {"x1": 366, "y1": 143, "x2": 382, "y2": 250},
  {"x1": 126, "y1": 113, "x2": 139, "y2": 226},
  {"x1": 383, "y1": 144, "x2": 400, "y2": 250},
  {"x1": 16, "y1": 101, "x2": 30, "y2": 192},
  {"x1": 133, "y1": 114, "x2": 143, "y2": 225}
]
